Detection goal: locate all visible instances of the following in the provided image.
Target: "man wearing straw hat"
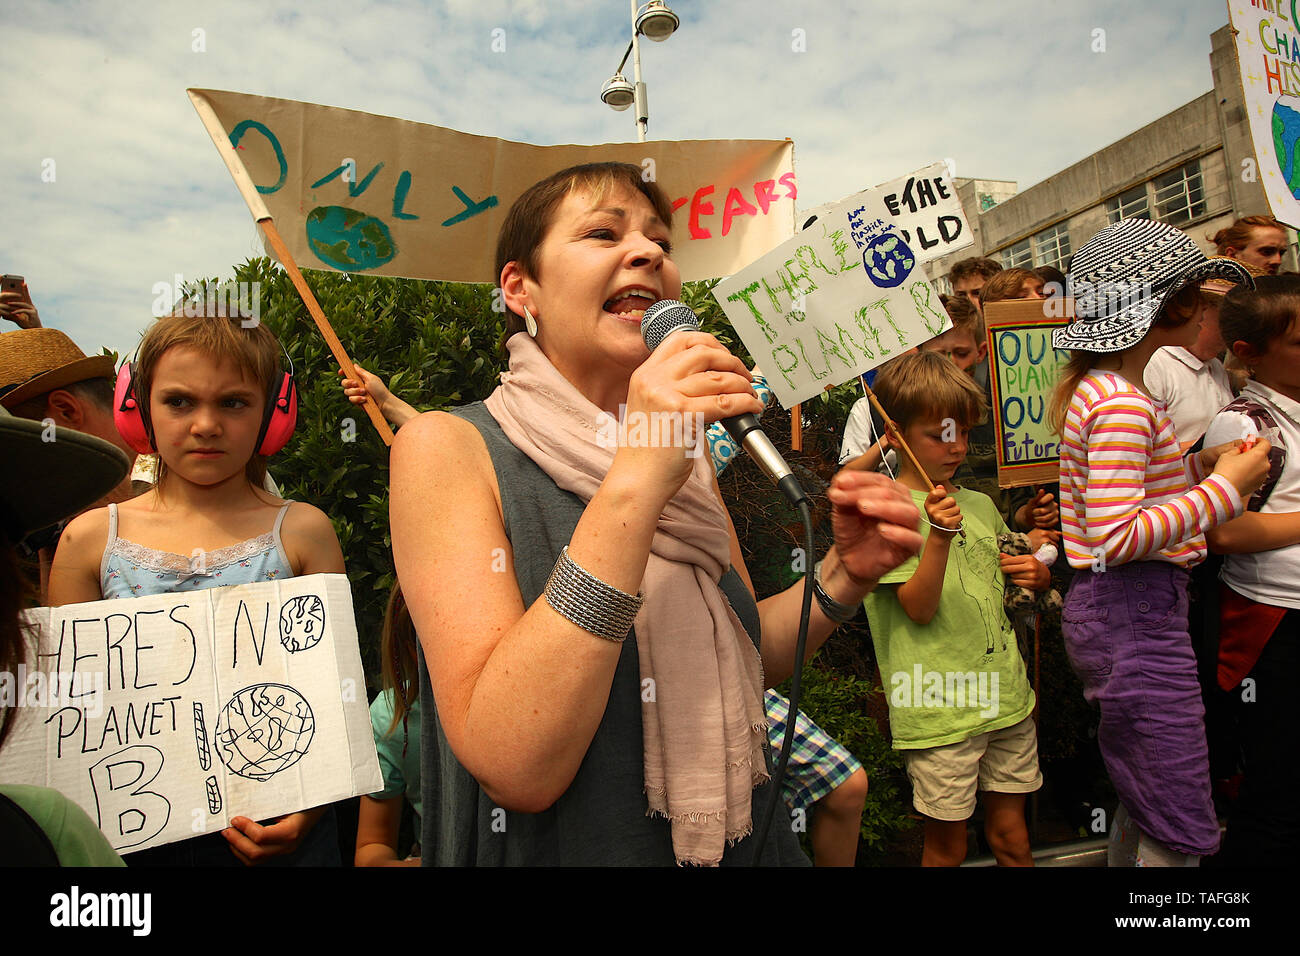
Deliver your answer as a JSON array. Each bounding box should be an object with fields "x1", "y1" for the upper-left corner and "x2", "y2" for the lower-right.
[
  {"x1": 0, "y1": 329, "x2": 139, "y2": 596},
  {"x1": 0, "y1": 328, "x2": 137, "y2": 492}
]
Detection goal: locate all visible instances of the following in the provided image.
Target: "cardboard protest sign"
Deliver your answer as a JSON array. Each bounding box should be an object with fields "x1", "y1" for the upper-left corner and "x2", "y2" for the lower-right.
[
  {"x1": 985, "y1": 299, "x2": 1072, "y2": 488},
  {"x1": 801, "y1": 162, "x2": 971, "y2": 265},
  {"x1": 0, "y1": 574, "x2": 380, "y2": 855},
  {"x1": 713, "y1": 185, "x2": 951, "y2": 407},
  {"x1": 1228, "y1": 1, "x2": 1300, "y2": 229},
  {"x1": 188, "y1": 89, "x2": 796, "y2": 283}
]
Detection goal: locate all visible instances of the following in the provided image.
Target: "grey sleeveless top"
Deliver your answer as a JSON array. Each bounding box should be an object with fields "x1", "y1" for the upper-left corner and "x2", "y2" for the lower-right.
[{"x1": 418, "y1": 402, "x2": 809, "y2": 866}]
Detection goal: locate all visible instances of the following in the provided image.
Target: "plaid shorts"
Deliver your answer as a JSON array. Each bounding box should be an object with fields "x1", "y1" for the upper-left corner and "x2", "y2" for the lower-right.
[{"x1": 765, "y1": 689, "x2": 864, "y2": 812}]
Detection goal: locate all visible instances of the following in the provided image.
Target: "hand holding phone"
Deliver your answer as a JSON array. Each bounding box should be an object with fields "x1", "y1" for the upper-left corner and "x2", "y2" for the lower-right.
[{"x1": 0, "y1": 275, "x2": 41, "y2": 329}]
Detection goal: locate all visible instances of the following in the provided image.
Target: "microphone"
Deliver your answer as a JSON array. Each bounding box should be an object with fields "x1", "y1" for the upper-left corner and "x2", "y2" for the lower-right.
[{"x1": 641, "y1": 299, "x2": 809, "y2": 508}]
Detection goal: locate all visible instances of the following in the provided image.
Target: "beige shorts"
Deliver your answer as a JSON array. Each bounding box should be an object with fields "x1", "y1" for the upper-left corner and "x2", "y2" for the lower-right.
[{"x1": 902, "y1": 715, "x2": 1042, "y2": 821}]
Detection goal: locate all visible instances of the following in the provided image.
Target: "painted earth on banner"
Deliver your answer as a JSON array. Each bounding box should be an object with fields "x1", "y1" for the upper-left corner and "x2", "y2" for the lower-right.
[
  {"x1": 1230, "y1": 0, "x2": 1300, "y2": 228},
  {"x1": 189, "y1": 89, "x2": 796, "y2": 283}
]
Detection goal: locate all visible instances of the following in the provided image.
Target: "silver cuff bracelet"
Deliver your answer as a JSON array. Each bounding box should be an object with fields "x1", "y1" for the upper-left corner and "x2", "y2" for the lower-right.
[
  {"x1": 813, "y1": 559, "x2": 861, "y2": 625},
  {"x1": 544, "y1": 546, "x2": 643, "y2": 643}
]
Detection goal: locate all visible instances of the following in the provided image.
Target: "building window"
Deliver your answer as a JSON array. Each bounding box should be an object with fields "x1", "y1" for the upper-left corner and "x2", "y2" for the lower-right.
[
  {"x1": 1106, "y1": 185, "x2": 1149, "y2": 223},
  {"x1": 1153, "y1": 160, "x2": 1206, "y2": 226},
  {"x1": 1033, "y1": 224, "x2": 1071, "y2": 270},
  {"x1": 1000, "y1": 239, "x2": 1033, "y2": 270}
]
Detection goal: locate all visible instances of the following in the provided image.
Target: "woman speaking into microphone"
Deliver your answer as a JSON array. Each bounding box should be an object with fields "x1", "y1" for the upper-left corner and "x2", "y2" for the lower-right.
[{"x1": 390, "y1": 163, "x2": 922, "y2": 866}]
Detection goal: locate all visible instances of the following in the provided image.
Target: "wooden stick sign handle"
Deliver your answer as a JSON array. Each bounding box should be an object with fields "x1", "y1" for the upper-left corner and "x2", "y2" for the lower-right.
[
  {"x1": 860, "y1": 381, "x2": 965, "y2": 539},
  {"x1": 258, "y1": 219, "x2": 395, "y2": 447},
  {"x1": 861, "y1": 384, "x2": 934, "y2": 492}
]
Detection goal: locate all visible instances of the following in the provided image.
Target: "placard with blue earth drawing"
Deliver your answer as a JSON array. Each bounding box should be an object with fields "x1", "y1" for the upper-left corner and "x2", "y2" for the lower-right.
[
  {"x1": 1230, "y1": 0, "x2": 1300, "y2": 229},
  {"x1": 0, "y1": 574, "x2": 379, "y2": 855},
  {"x1": 801, "y1": 162, "x2": 971, "y2": 266},
  {"x1": 713, "y1": 184, "x2": 950, "y2": 408}
]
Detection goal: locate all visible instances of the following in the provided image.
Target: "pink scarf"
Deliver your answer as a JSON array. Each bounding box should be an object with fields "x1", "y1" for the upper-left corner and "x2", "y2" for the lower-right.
[{"x1": 484, "y1": 334, "x2": 769, "y2": 865}]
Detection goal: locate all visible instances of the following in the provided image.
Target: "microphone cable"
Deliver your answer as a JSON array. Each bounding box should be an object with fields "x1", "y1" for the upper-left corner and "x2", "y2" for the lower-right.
[{"x1": 750, "y1": 499, "x2": 815, "y2": 865}]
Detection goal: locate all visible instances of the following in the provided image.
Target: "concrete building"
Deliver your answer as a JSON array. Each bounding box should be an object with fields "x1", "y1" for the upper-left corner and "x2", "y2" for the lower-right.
[{"x1": 928, "y1": 24, "x2": 1296, "y2": 289}]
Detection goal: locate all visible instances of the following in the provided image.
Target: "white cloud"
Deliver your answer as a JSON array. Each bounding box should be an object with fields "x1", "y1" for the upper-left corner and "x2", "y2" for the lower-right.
[{"x1": 1, "y1": 0, "x2": 1234, "y2": 360}]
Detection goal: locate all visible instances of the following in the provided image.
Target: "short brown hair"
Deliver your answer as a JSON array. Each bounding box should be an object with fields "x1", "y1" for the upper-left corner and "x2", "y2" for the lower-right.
[
  {"x1": 944, "y1": 295, "x2": 985, "y2": 345},
  {"x1": 980, "y1": 268, "x2": 1042, "y2": 306},
  {"x1": 872, "y1": 350, "x2": 987, "y2": 431},
  {"x1": 134, "y1": 312, "x2": 283, "y2": 487},
  {"x1": 1211, "y1": 215, "x2": 1285, "y2": 255},
  {"x1": 949, "y1": 257, "x2": 1003, "y2": 284},
  {"x1": 1219, "y1": 275, "x2": 1300, "y2": 361},
  {"x1": 495, "y1": 163, "x2": 675, "y2": 339},
  {"x1": 1035, "y1": 265, "x2": 1067, "y2": 294}
]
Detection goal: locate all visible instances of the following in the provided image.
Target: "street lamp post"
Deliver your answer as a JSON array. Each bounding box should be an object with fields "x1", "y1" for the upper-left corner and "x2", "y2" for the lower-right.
[{"x1": 600, "y1": 1, "x2": 679, "y2": 143}]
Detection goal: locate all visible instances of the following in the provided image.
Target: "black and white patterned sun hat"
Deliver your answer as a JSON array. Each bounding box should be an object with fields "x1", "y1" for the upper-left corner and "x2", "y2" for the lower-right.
[{"x1": 1052, "y1": 219, "x2": 1254, "y2": 353}]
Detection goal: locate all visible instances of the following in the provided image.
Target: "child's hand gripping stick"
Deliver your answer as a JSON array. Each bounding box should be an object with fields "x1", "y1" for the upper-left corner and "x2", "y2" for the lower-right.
[{"x1": 865, "y1": 383, "x2": 965, "y2": 539}]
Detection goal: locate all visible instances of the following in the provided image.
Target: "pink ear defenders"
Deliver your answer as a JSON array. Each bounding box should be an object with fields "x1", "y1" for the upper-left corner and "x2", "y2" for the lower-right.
[{"x1": 114, "y1": 348, "x2": 298, "y2": 457}]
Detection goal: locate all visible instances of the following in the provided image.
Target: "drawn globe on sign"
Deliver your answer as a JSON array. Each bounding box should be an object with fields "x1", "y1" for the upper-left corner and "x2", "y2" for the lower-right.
[
  {"x1": 1272, "y1": 96, "x2": 1300, "y2": 200},
  {"x1": 215, "y1": 684, "x2": 315, "y2": 782},
  {"x1": 279, "y1": 594, "x2": 325, "y2": 653},
  {"x1": 305, "y1": 205, "x2": 396, "y2": 271},
  {"x1": 862, "y1": 233, "x2": 916, "y2": 288}
]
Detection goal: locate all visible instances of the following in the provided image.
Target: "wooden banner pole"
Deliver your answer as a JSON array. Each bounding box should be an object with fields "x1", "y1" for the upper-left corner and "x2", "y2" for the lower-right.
[
  {"x1": 790, "y1": 404, "x2": 802, "y2": 452},
  {"x1": 862, "y1": 382, "x2": 934, "y2": 491},
  {"x1": 859, "y1": 380, "x2": 965, "y2": 539},
  {"x1": 258, "y1": 218, "x2": 395, "y2": 447}
]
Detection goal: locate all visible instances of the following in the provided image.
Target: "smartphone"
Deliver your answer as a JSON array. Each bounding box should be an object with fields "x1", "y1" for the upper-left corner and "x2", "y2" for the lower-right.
[{"x1": 1, "y1": 274, "x2": 28, "y2": 300}]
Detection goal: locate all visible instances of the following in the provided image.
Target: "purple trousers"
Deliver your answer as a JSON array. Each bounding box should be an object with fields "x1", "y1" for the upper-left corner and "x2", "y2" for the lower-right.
[{"x1": 1063, "y1": 561, "x2": 1219, "y2": 856}]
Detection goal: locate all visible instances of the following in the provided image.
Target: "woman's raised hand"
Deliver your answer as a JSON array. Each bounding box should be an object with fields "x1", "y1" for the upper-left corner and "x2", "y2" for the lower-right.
[
  {"x1": 612, "y1": 331, "x2": 762, "y2": 503},
  {"x1": 826, "y1": 470, "x2": 923, "y2": 589}
]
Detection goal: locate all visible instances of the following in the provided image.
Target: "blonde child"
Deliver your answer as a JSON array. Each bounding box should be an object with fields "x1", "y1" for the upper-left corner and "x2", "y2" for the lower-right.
[
  {"x1": 48, "y1": 312, "x2": 346, "y2": 866},
  {"x1": 1050, "y1": 219, "x2": 1270, "y2": 867},
  {"x1": 865, "y1": 350, "x2": 1050, "y2": 867}
]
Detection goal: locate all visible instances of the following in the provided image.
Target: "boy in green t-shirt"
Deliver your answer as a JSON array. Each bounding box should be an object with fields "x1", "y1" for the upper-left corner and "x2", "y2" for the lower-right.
[{"x1": 864, "y1": 351, "x2": 1050, "y2": 866}]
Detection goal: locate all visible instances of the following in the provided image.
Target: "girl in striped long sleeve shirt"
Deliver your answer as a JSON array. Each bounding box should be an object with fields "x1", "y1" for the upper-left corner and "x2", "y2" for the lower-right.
[{"x1": 1049, "y1": 220, "x2": 1270, "y2": 867}]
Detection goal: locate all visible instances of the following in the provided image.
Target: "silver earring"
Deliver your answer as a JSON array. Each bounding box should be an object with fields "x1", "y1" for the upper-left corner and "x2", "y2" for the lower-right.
[{"x1": 524, "y1": 306, "x2": 538, "y2": 338}]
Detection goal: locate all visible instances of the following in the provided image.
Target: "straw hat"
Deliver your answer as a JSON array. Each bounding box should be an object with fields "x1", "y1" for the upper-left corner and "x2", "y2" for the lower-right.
[
  {"x1": 1201, "y1": 256, "x2": 1258, "y2": 299},
  {"x1": 1053, "y1": 219, "x2": 1254, "y2": 353},
  {"x1": 0, "y1": 405, "x2": 129, "y2": 542},
  {"x1": 0, "y1": 328, "x2": 117, "y2": 410}
]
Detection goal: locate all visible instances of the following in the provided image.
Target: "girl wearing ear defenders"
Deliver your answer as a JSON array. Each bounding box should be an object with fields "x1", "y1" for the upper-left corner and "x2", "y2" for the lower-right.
[{"x1": 48, "y1": 311, "x2": 347, "y2": 866}]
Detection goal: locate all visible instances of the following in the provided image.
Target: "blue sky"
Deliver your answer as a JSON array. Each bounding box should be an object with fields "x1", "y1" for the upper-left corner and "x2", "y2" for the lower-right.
[{"x1": 2, "y1": 0, "x2": 1231, "y2": 359}]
